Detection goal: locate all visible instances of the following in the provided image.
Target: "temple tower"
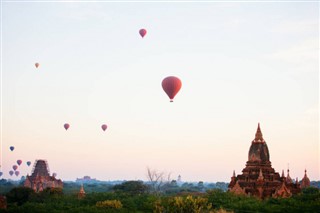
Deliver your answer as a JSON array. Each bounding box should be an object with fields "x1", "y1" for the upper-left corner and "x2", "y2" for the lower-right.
[
  {"x1": 24, "y1": 160, "x2": 63, "y2": 192},
  {"x1": 228, "y1": 124, "x2": 301, "y2": 199}
]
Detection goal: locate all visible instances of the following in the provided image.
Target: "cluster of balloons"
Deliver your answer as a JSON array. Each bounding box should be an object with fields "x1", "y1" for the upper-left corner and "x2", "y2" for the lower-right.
[{"x1": 5, "y1": 146, "x2": 32, "y2": 177}]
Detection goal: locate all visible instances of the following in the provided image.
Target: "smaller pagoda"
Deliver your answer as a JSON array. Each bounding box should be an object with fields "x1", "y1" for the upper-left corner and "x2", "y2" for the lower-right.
[
  {"x1": 300, "y1": 169, "x2": 311, "y2": 189},
  {"x1": 78, "y1": 184, "x2": 86, "y2": 199},
  {"x1": 24, "y1": 160, "x2": 63, "y2": 192}
]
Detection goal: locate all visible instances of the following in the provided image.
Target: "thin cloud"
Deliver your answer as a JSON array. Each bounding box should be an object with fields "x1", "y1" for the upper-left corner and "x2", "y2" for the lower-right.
[{"x1": 267, "y1": 38, "x2": 318, "y2": 65}]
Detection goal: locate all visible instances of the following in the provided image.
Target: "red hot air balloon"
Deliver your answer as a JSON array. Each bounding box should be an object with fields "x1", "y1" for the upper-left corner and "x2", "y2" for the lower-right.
[
  {"x1": 17, "y1": 160, "x2": 22, "y2": 166},
  {"x1": 27, "y1": 161, "x2": 31, "y2": 166},
  {"x1": 139, "y1": 29, "x2": 147, "y2": 38},
  {"x1": 10, "y1": 146, "x2": 14, "y2": 151},
  {"x1": 35, "y1": 63, "x2": 40, "y2": 68},
  {"x1": 64, "y1": 123, "x2": 70, "y2": 130},
  {"x1": 15, "y1": 171, "x2": 20, "y2": 176},
  {"x1": 9, "y1": 171, "x2": 14, "y2": 176},
  {"x1": 162, "y1": 76, "x2": 182, "y2": 102},
  {"x1": 13, "y1": 165, "x2": 18, "y2": 171},
  {"x1": 101, "y1": 124, "x2": 108, "y2": 131}
]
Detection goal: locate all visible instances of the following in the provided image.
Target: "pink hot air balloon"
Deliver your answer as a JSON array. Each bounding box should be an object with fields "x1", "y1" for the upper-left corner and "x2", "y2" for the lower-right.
[
  {"x1": 17, "y1": 160, "x2": 22, "y2": 166},
  {"x1": 162, "y1": 76, "x2": 182, "y2": 102},
  {"x1": 64, "y1": 123, "x2": 70, "y2": 130},
  {"x1": 15, "y1": 171, "x2": 20, "y2": 176},
  {"x1": 35, "y1": 63, "x2": 40, "y2": 68},
  {"x1": 139, "y1": 29, "x2": 147, "y2": 38},
  {"x1": 13, "y1": 165, "x2": 18, "y2": 171},
  {"x1": 101, "y1": 124, "x2": 108, "y2": 131},
  {"x1": 9, "y1": 171, "x2": 14, "y2": 176}
]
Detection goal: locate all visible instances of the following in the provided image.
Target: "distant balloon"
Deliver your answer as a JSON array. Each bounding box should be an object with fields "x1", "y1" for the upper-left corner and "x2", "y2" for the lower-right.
[
  {"x1": 27, "y1": 161, "x2": 31, "y2": 166},
  {"x1": 35, "y1": 63, "x2": 40, "y2": 68},
  {"x1": 9, "y1": 171, "x2": 14, "y2": 176},
  {"x1": 15, "y1": 171, "x2": 20, "y2": 176},
  {"x1": 161, "y1": 76, "x2": 182, "y2": 102},
  {"x1": 139, "y1": 29, "x2": 147, "y2": 38},
  {"x1": 10, "y1": 146, "x2": 14, "y2": 151},
  {"x1": 52, "y1": 173, "x2": 57, "y2": 177},
  {"x1": 0, "y1": 172, "x2": 3, "y2": 177},
  {"x1": 101, "y1": 124, "x2": 108, "y2": 131},
  {"x1": 64, "y1": 123, "x2": 70, "y2": 130},
  {"x1": 17, "y1": 160, "x2": 22, "y2": 166},
  {"x1": 13, "y1": 165, "x2": 18, "y2": 171}
]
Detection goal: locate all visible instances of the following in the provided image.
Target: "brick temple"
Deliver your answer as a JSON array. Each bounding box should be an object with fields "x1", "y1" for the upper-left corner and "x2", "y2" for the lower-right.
[
  {"x1": 228, "y1": 124, "x2": 306, "y2": 199},
  {"x1": 24, "y1": 160, "x2": 63, "y2": 192}
]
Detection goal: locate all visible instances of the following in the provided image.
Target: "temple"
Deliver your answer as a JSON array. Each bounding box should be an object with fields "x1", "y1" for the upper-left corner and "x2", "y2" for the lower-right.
[
  {"x1": 24, "y1": 160, "x2": 63, "y2": 192},
  {"x1": 228, "y1": 124, "x2": 301, "y2": 199},
  {"x1": 300, "y1": 169, "x2": 311, "y2": 189}
]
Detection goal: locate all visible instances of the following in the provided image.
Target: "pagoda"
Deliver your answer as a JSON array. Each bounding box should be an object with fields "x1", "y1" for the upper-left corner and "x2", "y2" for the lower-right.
[
  {"x1": 228, "y1": 124, "x2": 301, "y2": 199},
  {"x1": 300, "y1": 169, "x2": 311, "y2": 189},
  {"x1": 78, "y1": 184, "x2": 86, "y2": 199},
  {"x1": 24, "y1": 160, "x2": 63, "y2": 192}
]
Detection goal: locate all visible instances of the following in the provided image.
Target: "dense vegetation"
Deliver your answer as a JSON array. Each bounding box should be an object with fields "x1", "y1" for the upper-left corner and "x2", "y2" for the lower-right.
[{"x1": 0, "y1": 180, "x2": 319, "y2": 213}]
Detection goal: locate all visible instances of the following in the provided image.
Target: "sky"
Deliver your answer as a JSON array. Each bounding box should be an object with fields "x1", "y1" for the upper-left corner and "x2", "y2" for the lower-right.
[{"x1": 0, "y1": 1, "x2": 319, "y2": 182}]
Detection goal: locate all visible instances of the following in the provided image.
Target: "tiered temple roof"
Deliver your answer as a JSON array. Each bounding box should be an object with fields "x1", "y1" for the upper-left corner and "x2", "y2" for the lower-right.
[
  {"x1": 228, "y1": 124, "x2": 301, "y2": 199},
  {"x1": 24, "y1": 160, "x2": 63, "y2": 192}
]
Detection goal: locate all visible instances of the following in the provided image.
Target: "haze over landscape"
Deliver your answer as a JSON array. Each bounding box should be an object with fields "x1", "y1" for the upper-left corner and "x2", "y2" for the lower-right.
[{"x1": 1, "y1": 1, "x2": 319, "y2": 183}]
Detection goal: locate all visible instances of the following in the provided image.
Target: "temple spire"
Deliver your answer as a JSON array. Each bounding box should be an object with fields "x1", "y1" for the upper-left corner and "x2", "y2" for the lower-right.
[
  {"x1": 253, "y1": 123, "x2": 264, "y2": 143},
  {"x1": 233, "y1": 170, "x2": 236, "y2": 177}
]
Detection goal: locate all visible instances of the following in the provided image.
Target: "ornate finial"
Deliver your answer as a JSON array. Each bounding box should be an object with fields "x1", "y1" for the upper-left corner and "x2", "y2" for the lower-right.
[
  {"x1": 233, "y1": 170, "x2": 236, "y2": 177},
  {"x1": 254, "y1": 123, "x2": 264, "y2": 142},
  {"x1": 281, "y1": 170, "x2": 285, "y2": 177}
]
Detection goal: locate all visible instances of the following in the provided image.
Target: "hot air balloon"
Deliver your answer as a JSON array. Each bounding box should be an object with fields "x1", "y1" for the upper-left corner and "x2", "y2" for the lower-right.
[
  {"x1": 27, "y1": 161, "x2": 31, "y2": 166},
  {"x1": 9, "y1": 171, "x2": 14, "y2": 176},
  {"x1": 64, "y1": 123, "x2": 70, "y2": 130},
  {"x1": 139, "y1": 29, "x2": 147, "y2": 38},
  {"x1": 10, "y1": 146, "x2": 14, "y2": 151},
  {"x1": 101, "y1": 124, "x2": 108, "y2": 131},
  {"x1": 13, "y1": 165, "x2": 18, "y2": 171},
  {"x1": 52, "y1": 172, "x2": 57, "y2": 177},
  {"x1": 0, "y1": 172, "x2": 3, "y2": 177},
  {"x1": 35, "y1": 63, "x2": 40, "y2": 68},
  {"x1": 15, "y1": 171, "x2": 20, "y2": 176},
  {"x1": 17, "y1": 160, "x2": 22, "y2": 166},
  {"x1": 162, "y1": 76, "x2": 182, "y2": 102}
]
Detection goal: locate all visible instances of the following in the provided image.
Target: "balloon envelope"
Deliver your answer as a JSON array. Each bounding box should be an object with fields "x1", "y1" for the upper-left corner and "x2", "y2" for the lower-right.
[
  {"x1": 15, "y1": 171, "x2": 20, "y2": 176},
  {"x1": 101, "y1": 124, "x2": 108, "y2": 131},
  {"x1": 10, "y1": 146, "x2": 14, "y2": 151},
  {"x1": 9, "y1": 171, "x2": 14, "y2": 176},
  {"x1": 27, "y1": 161, "x2": 31, "y2": 166},
  {"x1": 162, "y1": 76, "x2": 182, "y2": 102},
  {"x1": 139, "y1": 29, "x2": 147, "y2": 38},
  {"x1": 17, "y1": 160, "x2": 22, "y2": 166},
  {"x1": 64, "y1": 123, "x2": 70, "y2": 130},
  {"x1": 13, "y1": 165, "x2": 18, "y2": 171},
  {"x1": 35, "y1": 63, "x2": 39, "y2": 68}
]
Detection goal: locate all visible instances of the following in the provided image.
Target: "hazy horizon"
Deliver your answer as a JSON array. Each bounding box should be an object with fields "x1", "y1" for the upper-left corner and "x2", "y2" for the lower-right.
[{"x1": 1, "y1": 1, "x2": 319, "y2": 182}]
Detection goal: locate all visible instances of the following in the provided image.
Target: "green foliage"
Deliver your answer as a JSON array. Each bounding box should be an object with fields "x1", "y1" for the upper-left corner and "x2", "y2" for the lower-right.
[
  {"x1": 1, "y1": 186, "x2": 320, "y2": 213},
  {"x1": 156, "y1": 195, "x2": 213, "y2": 213},
  {"x1": 113, "y1": 181, "x2": 148, "y2": 195},
  {"x1": 96, "y1": 200, "x2": 122, "y2": 209},
  {"x1": 5, "y1": 187, "x2": 35, "y2": 206}
]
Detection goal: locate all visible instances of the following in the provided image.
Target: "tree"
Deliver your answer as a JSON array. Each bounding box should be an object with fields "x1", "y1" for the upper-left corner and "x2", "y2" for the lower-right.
[
  {"x1": 113, "y1": 181, "x2": 148, "y2": 195},
  {"x1": 6, "y1": 187, "x2": 35, "y2": 205},
  {"x1": 146, "y1": 167, "x2": 171, "y2": 195}
]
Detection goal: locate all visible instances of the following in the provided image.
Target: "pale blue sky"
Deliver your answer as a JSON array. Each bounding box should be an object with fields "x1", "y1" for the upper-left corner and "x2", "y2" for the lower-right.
[{"x1": 1, "y1": 1, "x2": 319, "y2": 182}]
